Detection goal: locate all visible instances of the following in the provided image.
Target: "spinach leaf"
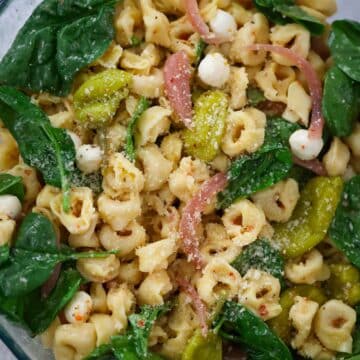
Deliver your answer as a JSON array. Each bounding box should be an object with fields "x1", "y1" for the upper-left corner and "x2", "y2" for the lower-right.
[
  {"x1": 125, "y1": 97, "x2": 150, "y2": 162},
  {"x1": 86, "y1": 304, "x2": 170, "y2": 360},
  {"x1": 0, "y1": 212, "x2": 117, "y2": 297},
  {"x1": 330, "y1": 176, "x2": 360, "y2": 269},
  {"x1": 329, "y1": 20, "x2": 360, "y2": 82},
  {"x1": 130, "y1": 35, "x2": 143, "y2": 47},
  {"x1": 216, "y1": 301, "x2": 292, "y2": 360},
  {"x1": 87, "y1": 306, "x2": 170, "y2": 360},
  {"x1": 254, "y1": 0, "x2": 325, "y2": 35},
  {"x1": 128, "y1": 304, "x2": 171, "y2": 358},
  {"x1": 0, "y1": 245, "x2": 10, "y2": 266},
  {"x1": 217, "y1": 118, "x2": 299, "y2": 209},
  {"x1": 195, "y1": 39, "x2": 207, "y2": 66},
  {"x1": 264, "y1": 117, "x2": 301, "y2": 148},
  {"x1": 0, "y1": 86, "x2": 76, "y2": 211},
  {"x1": 231, "y1": 239, "x2": 285, "y2": 287},
  {"x1": 0, "y1": 173, "x2": 25, "y2": 201},
  {"x1": 247, "y1": 87, "x2": 266, "y2": 107},
  {"x1": 0, "y1": 0, "x2": 118, "y2": 96},
  {"x1": 217, "y1": 144, "x2": 292, "y2": 209},
  {"x1": 0, "y1": 294, "x2": 26, "y2": 325},
  {"x1": 287, "y1": 165, "x2": 313, "y2": 189},
  {"x1": 24, "y1": 268, "x2": 83, "y2": 335},
  {"x1": 323, "y1": 66, "x2": 360, "y2": 136}
]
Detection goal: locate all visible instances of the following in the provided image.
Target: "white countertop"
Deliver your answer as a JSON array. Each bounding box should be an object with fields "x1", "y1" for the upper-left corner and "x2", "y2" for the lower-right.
[{"x1": 0, "y1": 0, "x2": 359, "y2": 358}]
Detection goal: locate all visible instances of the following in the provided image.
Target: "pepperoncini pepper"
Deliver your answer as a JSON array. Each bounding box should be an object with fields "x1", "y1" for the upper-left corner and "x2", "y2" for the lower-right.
[
  {"x1": 273, "y1": 176, "x2": 343, "y2": 258},
  {"x1": 327, "y1": 263, "x2": 360, "y2": 306},
  {"x1": 182, "y1": 330, "x2": 222, "y2": 360},
  {"x1": 268, "y1": 285, "x2": 327, "y2": 344},
  {"x1": 74, "y1": 69, "x2": 132, "y2": 128},
  {"x1": 183, "y1": 90, "x2": 228, "y2": 162}
]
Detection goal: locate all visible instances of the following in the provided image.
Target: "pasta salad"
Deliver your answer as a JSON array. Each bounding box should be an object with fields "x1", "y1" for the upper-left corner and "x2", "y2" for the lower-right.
[{"x1": 0, "y1": 0, "x2": 360, "y2": 359}]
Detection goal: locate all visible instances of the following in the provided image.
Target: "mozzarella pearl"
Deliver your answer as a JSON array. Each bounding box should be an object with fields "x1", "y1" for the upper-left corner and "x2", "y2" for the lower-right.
[
  {"x1": 198, "y1": 53, "x2": 230, "y2": 88},
  {"x1": 76, "y1": 144, "x2": 103, "y2": 174},
  {"x1": 289, "y1": 129, "x2": 324, "y2": 161},
  {"x1": 64, "y1": 291, "x2": 93, "y2": 324},
  {"x1": 67, "y1": 130, "x2": 82, "y2": 150},
  {"x1": 0, "y1": 195, "x2": 22, "y2": 219},
  {"x1": 209, "y1": 9, "x2": 237, "y2": 41}
]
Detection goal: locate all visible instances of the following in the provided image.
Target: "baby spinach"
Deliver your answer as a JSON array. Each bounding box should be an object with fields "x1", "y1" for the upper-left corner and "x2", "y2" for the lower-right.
[
  {"x1": 0, "y1": 246, "x2": 9, "y2": 266},
  {"x1": 24, "y1": 267, "x2": 83, "y2": 335},
  {"x1": 0, "y1": 212, "x2": 117, "y2": 297},
  {"x1": 264, "y1": 117, "x2": 300, "y2": 147},
  {"x1": 231, "y1": 239, "x2": 285, "y2": 287},
  {"x1": 129, "y1": 304, "x2": 171, "y2": 358},
  {"x1": 323, "y1": 66, "x2": 360, "y2": 137},
  {"x1": 217, "y1": 118, "x2": 296, "y2": 209},
  {"x1": 329, "y1": 20, "x2": 360, "y2": 82},
  {"x1": 0, "y1": 86, "x2": 77, "y2": 211},
  {"x1": 86, "y1": 304, "x2": 170, "y2": 360},
  {"x1": 125, "y1": 96, "x2": 150, "y2": 162},
  {"x1": 247, "y1": 87, "x2": 266, "y2": 107},
  {"x1": 0, "y1": 267, "x2": 83, "y2": 335},
  {"x1": 254, "y1": 0, "x2": 325, "y2": 35},
  {"x1": 216, "y1": 301, "x2": 292, "y2": 360},
  {"x1": 195, "y1": 39, "x2": 207, "y2": 66},
  {"x1": 0, "y1": 294, "x2": 26, "y2": 325},
  {"x1": 330, "y1": 176, "x2": 360, "y2": 269},
  {"x1": 130, "y1": 35, "x2": 143, "y2": 47},
  {"x1": 0, "y1": 173, "x2": 25, "y2": 201},
  {"x1": 0, "y1": 0, "x2": 119, "y2": 96}
]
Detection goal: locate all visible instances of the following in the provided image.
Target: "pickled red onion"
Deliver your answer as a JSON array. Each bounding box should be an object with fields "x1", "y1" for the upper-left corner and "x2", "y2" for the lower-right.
[
  {"x1": 179, "y1": 172, "x2": 228, "y2": 269},
  {"x1": 185, "y1": 0, "x2": 226, "y2": 45},
  {"x1": 293, "y1": 156, "x2": 328, "y2": 176},
  {"x1": 177, "y1": 277, "x2": 208, "y2": 336},
  {"x1": 164, "y1": 51, "x2": 193, "y2": 128},
  {"x1": 246, "y1": 44, "x2": 324, "y2": 140}
]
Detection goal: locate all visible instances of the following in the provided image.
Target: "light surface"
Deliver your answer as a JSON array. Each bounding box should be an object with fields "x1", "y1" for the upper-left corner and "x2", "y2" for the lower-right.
[{"x1": 0, "y1": 0, "x2": 359, "y2": 359}]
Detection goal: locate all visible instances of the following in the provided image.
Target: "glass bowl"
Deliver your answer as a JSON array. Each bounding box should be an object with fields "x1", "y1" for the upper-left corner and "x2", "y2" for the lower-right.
[{"x1": 0, "y1": 0, "x2": 359, "y2": 359}]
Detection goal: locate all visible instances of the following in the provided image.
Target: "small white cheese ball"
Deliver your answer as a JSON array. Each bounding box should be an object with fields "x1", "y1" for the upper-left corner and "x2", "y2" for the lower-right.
[
  {"x1": 209, "y1": 9, "x2": 237, "y2": 41},
  {"x1": 289, "y1": 129, "x2": 324, "y2": 161},
  {"x1": 76, "y1": 144, "x2": 103, "y2": 174},
  {"x1": 67, "y1": 130, "x2": 82, "y2": 150},
  {"x1": 198, "y1": 53, "x2": 230, "y2": 88},
  {"x1": 0, "y1": 195, "x2": 22, "y2": 219},
  {"x1": 64, "y1": 291, "x2": 93, "y2": 324}
]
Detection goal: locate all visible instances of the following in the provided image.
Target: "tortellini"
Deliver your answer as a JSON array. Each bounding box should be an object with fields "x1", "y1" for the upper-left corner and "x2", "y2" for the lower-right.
[
  {"x1": 252, "y1": 179, "x2": 300, "y2": 223},
  {"x1": 285, "y1": 249, "x2": 330, "y2": 285},
  {"x1": 77, "y1": 255, "x2": 121, "y2": 283},
  {"x1": 230, "y1": 13, "x2": 270, "y2": 66},
  {"x1": 136, "y1": 237, "x2": 177, "y2": 273},
  {"x1": 238, "y1": 269, "x2": 282, "y2": 320},
  {"x1": 196, "y1": 258, "x2": 241, "y2": 306},
  {"x1": 222, "y1": 108, "x2": 266, "y2": 157},
  {"x1": 222, "y1": 199, "x2": 266, "y2": 247},
  {"x1": 54, "y1": 323, "x2": 97, "y2": 360},
  {"x1": 0, "y1": 127, "x2": 19, "y2": 171},
  {"x1": 51, "y1": 187, "x2": 95, "y2": 235},
  {"x1": 314, "y1": 300, "x2": 356, "y2": 353},
  {"x1": 289, "y1": 296, "x2": 319, "y2": 349}
]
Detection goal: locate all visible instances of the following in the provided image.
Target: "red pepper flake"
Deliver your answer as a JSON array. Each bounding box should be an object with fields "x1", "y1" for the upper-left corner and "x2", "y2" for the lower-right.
[{"x1": 259, "y1": 304, "x2": 268, "y2": 317}]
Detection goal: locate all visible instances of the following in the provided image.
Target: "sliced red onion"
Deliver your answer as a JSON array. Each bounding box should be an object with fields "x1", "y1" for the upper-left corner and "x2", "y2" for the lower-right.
[
  {"x1": 246, "y1": 44, "x2": 324, "y2": 140},
  {"x1": 41, "y1": 263, "x2": 62, "y2": 299},
  {"x1": 293, "y1": 156, "x2": 328, "y2": 176},
  {"x1": 164, "y1": 51, "x2": 193, "y2": 128},
  {"x1": 184, "y1": 0, "x2": 226, "y2": 45},
  {"x1": 179, "y1": 172, "x2": 228, "y2": 269},
  {"x1": 177, "y1": 277, "x2": 208, "y2": 336}
]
